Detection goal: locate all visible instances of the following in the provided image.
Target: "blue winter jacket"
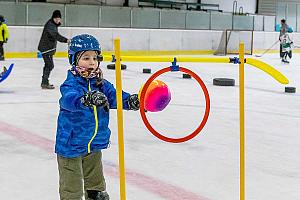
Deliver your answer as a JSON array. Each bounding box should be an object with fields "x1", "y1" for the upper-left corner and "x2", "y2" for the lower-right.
[{"x1": 55, "y1": 70, "x2": 131, "y2": 158}]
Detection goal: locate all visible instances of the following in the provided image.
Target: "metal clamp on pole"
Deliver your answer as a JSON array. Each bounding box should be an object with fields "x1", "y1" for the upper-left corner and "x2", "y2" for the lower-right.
[
  {"x1": 111, "y1": 55, "x2": 116, "y2": 62},
  {"x1": 229, "y1": 57, "x2": 241, "y2": 64},
  {"x1": 112, "y1": 55, "x2": 123, "y2": 62},
  {"x1": 170, "y1": 57, "x2": 180, "y2": 71}
]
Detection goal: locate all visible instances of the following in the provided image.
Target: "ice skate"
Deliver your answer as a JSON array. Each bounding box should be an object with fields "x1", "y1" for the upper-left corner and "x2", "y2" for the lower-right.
[
  {"x1": 87, "y1": 190, "x2": 109, "y2": 200},
  {"x1": 41, "y1": 83, "x2": 55, "y2": 89},
  {"x1": 41, "y1": 79, "x2": 55, "y2": 89}
]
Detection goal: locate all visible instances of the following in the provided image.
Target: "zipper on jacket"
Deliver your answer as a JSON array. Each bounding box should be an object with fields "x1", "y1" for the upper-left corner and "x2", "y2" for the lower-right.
[{"x1": 87, "y1": 80, "x2": 99, "y2": 153}]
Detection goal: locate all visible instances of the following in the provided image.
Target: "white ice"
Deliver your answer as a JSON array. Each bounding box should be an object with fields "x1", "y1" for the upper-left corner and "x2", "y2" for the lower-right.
[{"x1": 0, "y1": 54, "x2": 299, "y2": 200}]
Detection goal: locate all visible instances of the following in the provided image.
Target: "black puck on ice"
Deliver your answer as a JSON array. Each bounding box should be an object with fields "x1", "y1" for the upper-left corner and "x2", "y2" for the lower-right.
[
  {"x1": 183, "y1": 73, "x2": 191, "y2": 79},
  {"x1": 143, "y1": 68, "x2": 151, "y2": 73},
  {"x1": 213, "y1": 78, "x2": 235, "y2": 86},
  {"x1": 107, "y1": 64, "x2": 127, "y2": 70},
  {"x1": 285, "y1": 87, "x2": 296, "y2": 93}
]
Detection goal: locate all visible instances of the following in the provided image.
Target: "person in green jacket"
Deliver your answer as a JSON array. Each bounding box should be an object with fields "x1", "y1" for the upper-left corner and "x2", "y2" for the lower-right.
[{"x1": 0, "y1": 15, "x2": 9, "y2": 61}]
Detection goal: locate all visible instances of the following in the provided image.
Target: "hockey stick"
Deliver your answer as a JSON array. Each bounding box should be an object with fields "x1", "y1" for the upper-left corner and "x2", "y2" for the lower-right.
[
  {"x1": 255, "y1": 40, "x2": 279, "y2": 57},
  {"x1": 40, "y1": 48, "x2": 56, "y2": 54}
]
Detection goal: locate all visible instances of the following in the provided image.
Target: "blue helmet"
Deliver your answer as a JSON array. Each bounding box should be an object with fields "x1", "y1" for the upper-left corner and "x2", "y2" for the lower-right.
[{"x1": 68, "y1": 34, "x2": 103, "y2": 66}]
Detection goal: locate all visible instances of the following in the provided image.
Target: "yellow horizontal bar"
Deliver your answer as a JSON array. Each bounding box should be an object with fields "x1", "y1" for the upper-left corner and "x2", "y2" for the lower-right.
[
  {"x1": 118, "y1": 56, "x2": 231, "y2": 63},
  {"x1": 105, "y1": 50, "x2": 214, "y2": 56}
]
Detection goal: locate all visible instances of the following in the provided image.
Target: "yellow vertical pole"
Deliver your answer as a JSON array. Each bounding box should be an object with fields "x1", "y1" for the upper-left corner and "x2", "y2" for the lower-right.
[
  {"x1": 239, "y1": 42, "x2": 245, "y2": 200},
  {"x1": 114, "y1": 38, "x2": 127, "y2": 200}
]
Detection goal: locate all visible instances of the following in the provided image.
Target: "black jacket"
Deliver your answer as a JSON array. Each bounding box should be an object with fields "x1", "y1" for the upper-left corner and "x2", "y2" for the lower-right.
[{"x1": 38, "y1": 19, "x2": 68, "y2": 55}]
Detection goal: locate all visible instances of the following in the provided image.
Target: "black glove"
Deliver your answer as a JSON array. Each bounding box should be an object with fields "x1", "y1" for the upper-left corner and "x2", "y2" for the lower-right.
[
  {"x1": 127, "y1": 94, "x2": 140, "y2": 111},
  {"x1": 81, "y1": 90, "x2": 109, "y2": 111}
]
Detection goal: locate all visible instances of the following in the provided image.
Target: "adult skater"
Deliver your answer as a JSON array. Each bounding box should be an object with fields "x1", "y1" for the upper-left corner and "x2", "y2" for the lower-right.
[{"x1": 38, "y1": 10, "x2": 69, "y2": 89}]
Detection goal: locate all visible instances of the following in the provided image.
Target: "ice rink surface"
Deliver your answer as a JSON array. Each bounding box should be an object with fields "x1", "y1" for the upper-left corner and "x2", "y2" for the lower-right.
[{"x1": 0, "y1": 54, "x2": 299, "y2": 200}]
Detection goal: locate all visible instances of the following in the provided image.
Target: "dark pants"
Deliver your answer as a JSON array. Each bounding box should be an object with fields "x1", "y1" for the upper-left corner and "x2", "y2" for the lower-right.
[
  {"x1": 280, "y1": 44, "x2": 284, "y2": 58},
  {"x1": 0, "y1": 42, "x2": 4, "y2": 59},
  {"x1": 41, "y1": 53, "x2": 54, "y2": 84},
  {"x1": 282, "y1": 50, "x2": 292, "y2": 60},
  {"x1": 57, "y1": 152, "x2": 106, "y2": 200}
]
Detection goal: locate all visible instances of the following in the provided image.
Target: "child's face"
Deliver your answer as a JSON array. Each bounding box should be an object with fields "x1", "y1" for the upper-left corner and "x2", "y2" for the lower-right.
[
  {"x1": 76, "y1": 51, "x2": 100, "y2": 79},
  {"x1": 78, "y1": 51, "x2": 98, "y2": 69}
]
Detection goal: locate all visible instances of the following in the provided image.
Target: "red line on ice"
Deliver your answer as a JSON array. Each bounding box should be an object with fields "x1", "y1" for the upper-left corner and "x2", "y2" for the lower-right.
[{"x1": 0, "y1": 121, "x2": 209, "y2": 200}]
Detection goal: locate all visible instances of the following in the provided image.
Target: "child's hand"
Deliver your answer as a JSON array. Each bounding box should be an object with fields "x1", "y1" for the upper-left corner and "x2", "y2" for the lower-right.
[
  {"x1": 127, "y1": 94, "x2": 140, "y2": 111},
  {"x1": 81, "y1": 91, "x2": 109, "y2": 111}
]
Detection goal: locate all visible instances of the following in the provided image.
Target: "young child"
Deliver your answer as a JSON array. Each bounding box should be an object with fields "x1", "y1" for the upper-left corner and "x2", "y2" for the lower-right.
[
  {"x1": 280, "y1": 33, "x2": 293, "y2": 63},
  {"x1": 55, "y1": 34, "x2": 140, "y2": 200}
]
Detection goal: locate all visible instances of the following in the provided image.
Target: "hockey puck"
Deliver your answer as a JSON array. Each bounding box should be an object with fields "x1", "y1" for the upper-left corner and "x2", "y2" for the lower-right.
[
  {"x1": 183, "y1": 73, "x2": 191, "y2": 79},
  {"x1": 285, "y1": 87, "x2": 296, "y2": 93},
  {"x1": 107, "y1": 64, "x2": 127, "y2": 70},
  {"x1": 213, "y1": 78, "x2": 235, "y2": 86},
  {"x1": 143, "y1": 68, "x2": 151, "y2": 73}
]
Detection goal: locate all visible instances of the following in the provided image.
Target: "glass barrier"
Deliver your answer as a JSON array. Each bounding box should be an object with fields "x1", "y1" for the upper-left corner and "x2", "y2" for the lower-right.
[{"x1": 0, "y1": 2, "x2": 280, "y2": 32}]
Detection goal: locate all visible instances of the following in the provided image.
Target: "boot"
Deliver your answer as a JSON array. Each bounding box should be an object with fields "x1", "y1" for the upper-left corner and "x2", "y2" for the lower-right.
[
  {"x1": 41, "y1": 84, "x2": 55, "y2": 89},
  {"x1": 41, "y1": 79, "x2": 55, "y2": 89},
  {"x1": 87, "y1": 190, "x2": 109, "y2": 200},
  {"x1": 281, "y1": 58, "x2": 289, "y2": 64}
]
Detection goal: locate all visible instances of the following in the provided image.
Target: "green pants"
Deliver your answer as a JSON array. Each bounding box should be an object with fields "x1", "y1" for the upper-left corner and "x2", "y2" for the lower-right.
[{"x1": 57, "y1": 152, "x2": 106, "y2": 200}]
